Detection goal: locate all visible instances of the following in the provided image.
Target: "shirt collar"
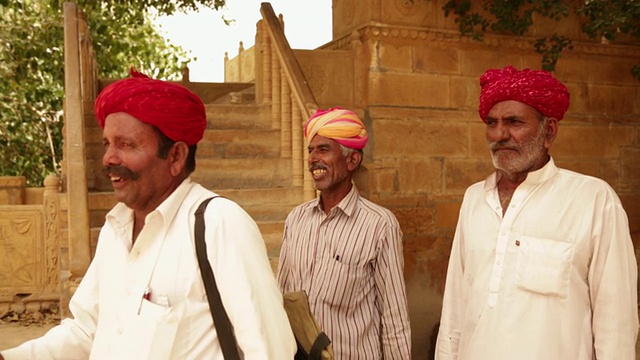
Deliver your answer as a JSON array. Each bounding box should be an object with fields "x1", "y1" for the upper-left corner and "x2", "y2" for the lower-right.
[
  {"x1": 312, "y1": 184, "x2": 360, "y2": 217},
  {"x1": 106, "y1": 177, "x2": 195, "y2": 230}
]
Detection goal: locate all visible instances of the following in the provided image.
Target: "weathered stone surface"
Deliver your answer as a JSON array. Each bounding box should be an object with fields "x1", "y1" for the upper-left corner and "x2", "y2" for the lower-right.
[
  {"x1": 0, "y1": 177, "x2": 25, "y2": 205},
  {"x1": 370, "y1": 72, "x2": 450, "y2": 107},
  {"x1": 435, "y1": 201, "x2": 462, "y2": 229},
  {"x1": 444, "y1": 159, "x2": 494, "y2": 194},
  {"x1": 25, "y1": 302, "x2": 41, "y2": 313},
  {"x1": 374, "y1": 119, "x2": 468, "y2": 158},
  {"x1": 394, "y1": 207, "x2": 436, "y2": 236},
  {"x1": 553, "y1": 125, "x2": 634, "y2": 158},
  {"x1": 10, "y1": 302, "x2": 25, "y2": 314}
]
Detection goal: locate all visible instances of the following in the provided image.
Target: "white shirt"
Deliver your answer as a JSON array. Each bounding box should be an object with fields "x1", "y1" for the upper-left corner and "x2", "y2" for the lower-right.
[
  {"x1": 2, "y1": 178, "x2": 296, "y2": 360},
  {"x1": 436, "y1": 158, "x2": 638, "y2": 360}
]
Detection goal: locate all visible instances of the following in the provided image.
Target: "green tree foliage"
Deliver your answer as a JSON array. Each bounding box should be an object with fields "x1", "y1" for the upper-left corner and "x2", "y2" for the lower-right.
[
  {"x1": 442, "y1": 0, "x2": 640, "y2": 77},
  {"x1": 0, "y1": 0, "x2": 226, "y2": 186}
]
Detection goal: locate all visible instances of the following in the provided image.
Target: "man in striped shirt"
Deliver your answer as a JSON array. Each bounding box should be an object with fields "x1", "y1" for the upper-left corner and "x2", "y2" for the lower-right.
[{"x1": 277, "y1": 107, "x2": 412, "y2": 359}]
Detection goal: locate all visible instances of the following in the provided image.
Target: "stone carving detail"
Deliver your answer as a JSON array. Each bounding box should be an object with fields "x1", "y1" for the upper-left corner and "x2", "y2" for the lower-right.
[
  {"x1": 0, "y1": 211, "x2": 42, "y2": 290},
  {"x1": 43, "y1": 193, "x2": 60, "y2": 293},
  {"x1": 395, "y1": 0, "x2": 422, "y2": 16},
  {"x1": 323, "y1": 25, "x2": 640, "y2": 58}
]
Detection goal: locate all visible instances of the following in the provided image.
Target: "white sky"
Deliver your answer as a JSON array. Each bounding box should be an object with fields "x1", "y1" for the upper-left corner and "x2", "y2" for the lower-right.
[{"x1": 153, "y1": 0, "x2": 332, "y2": 82}]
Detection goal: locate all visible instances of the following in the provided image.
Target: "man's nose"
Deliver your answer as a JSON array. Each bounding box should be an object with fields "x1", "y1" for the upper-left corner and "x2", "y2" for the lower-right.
[
  {"x1": 487, "y1": 122, "x2": 510, "y2": 142},
  {"x1": 102, "y1": 145, "x2": 119, "y2": 166}
]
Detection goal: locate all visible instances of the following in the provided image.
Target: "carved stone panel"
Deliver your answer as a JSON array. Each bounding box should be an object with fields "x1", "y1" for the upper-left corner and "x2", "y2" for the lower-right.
[{"x1": 0, "y1": 207, "x2": 44, "y2": 300}]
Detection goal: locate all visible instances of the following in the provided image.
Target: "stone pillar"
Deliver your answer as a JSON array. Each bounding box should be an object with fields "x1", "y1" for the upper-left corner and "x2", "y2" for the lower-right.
[{"x1": 42, "y1": 174, "x2": 61, "y2": 297}]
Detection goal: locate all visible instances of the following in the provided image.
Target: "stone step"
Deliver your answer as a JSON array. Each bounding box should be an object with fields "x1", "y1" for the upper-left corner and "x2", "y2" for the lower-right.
[
  {"x1": 198, "y1": 128, "x2": 281, "y2": 158},
  {"x1": 257, "y1": 220, "x2": 285, "y2": 255},
  {"x1": 212, "y1": 87, "x2": 256, "y2": 105},
  {"x1": 217, "y1": 187, "x2": 300, "y2": 221},
  {"x1": 215, "y1": 187, "x2": 303, "y2": 206},
  {"x1": 192, "y1": 157, "x2": 293, "y2": 189},
  {"x1": 242, "y1": 203, "x2": 296, "y2": 222},
  {"x1": 205, "y1": 104, "x2": 272, "y2": 130},
  {"x1": 87, "y1": 126, "x2": 282, "y2": 160}
]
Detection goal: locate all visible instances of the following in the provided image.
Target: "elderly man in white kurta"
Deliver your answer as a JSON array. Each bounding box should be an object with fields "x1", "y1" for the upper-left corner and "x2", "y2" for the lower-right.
[{"x1": 436, "y1": 66, "x2": 638, "y2": 360}]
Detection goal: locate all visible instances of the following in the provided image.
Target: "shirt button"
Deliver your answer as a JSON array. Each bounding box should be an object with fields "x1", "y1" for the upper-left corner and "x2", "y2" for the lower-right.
[{"x1": 117, "y1": 328, "x2": 123, "y2": 335}]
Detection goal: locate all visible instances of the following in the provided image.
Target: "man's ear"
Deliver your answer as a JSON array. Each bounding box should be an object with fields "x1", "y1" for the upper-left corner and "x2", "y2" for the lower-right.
[
  {"x1": 347, "y1": 150, "x2": 362, "y2": 171},
  {"x1": 169, "y1": 142, "x2": 189, "y2": 176},
  {"x1": 544, "y1": 118, "x2": 559, "y2": 149}
]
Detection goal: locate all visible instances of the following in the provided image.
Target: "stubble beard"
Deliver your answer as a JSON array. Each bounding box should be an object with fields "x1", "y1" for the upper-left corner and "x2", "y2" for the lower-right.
[{"x1": 489, "y1": 126, "x2": 547, "y2": 177}]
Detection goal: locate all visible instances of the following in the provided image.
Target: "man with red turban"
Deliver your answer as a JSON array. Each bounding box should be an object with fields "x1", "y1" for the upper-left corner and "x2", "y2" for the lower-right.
[
  {"x1": 277, "y1": 107, "x2": 412, "y2": 359},
  {"x1": 436, "y1": 66, "x2": 638, "y2": 359},
  {"x1": 1, "y1": 70, "x2": 296, "y2": 360}
]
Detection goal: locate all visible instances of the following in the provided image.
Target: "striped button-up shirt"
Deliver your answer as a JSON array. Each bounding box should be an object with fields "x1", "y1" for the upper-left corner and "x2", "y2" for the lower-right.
[{"x1": 278, "y1": 186, "x2": 411, "y2": 359}]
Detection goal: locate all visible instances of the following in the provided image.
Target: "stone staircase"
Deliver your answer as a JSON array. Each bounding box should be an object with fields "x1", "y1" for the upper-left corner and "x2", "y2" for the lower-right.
[
  {"x1": 85, "y1": 84, "x2": 303, "y2": 273},
  {"x1": 194, "y1": 89, "x2": 304, "y2": 269}
]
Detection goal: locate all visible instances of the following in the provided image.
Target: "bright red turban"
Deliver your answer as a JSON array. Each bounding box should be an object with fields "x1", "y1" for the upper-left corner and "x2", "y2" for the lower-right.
[
  {"x1": 94, "y1": 69, "x2": 206, "y2": 146},
  {"x1": 304, "y1": 107, "x2": 368, "y2": 150},
  {"x1": 478, "y1": 66, "x2": 570, "y2": 122}
]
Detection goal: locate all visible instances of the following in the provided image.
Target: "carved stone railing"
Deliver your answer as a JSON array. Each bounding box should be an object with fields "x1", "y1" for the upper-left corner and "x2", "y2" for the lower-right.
[
  {"x1": 258, "y1": 2, "x2": 318, "y2": 201},
  {"x1": 0, "y1": 175, "x2": 61, "y2": 313},
  {"x1": 224, "y1": 41, "x2": 256, "y2": 83},
  {"x1": 62, "y1": 1, "x2": 95, "y2": 281}
]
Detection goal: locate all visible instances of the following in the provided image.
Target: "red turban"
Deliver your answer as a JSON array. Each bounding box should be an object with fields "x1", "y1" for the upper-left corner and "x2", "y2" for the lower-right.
[
  {"x1": 304, "y1": 107, "x2": 368, "y2": 150},
  {"x1": 94, "y1": 69, "x2": 206, "y2": 146},
  {"x1": 478, "y1": 66, "x2": 570, "y2": 122}
]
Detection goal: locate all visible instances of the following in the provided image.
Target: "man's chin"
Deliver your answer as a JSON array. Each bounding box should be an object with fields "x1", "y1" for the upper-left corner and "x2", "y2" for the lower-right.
[{"x1": 112, "y1": 189, "x2": 129, "y2": 203}]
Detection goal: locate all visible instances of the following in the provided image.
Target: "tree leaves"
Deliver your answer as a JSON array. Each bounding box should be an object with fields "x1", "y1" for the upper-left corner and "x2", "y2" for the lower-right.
[
  {"x1": 1, "y1": 0, "x2": 226, "y2": 185},
  {"x1": 441, "y1": 0, "x2": 639, "y2": 77}
]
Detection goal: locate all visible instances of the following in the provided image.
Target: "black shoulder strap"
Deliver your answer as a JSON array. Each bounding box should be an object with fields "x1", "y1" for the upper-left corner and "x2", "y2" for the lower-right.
[
  {"x1": 195, "y1": 196, "x2": 241, "y2": 360},
  {"x1": 309, "y1": 332, "x2": 331, "y2": 360}
]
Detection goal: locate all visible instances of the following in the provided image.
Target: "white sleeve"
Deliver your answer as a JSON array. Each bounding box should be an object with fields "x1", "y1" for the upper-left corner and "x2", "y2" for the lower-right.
[
  {"x1": 589, "y1": 190, "x2": 638, "y2": 359},
  {"x1": 1, "y1": 259, "x2": 99, "y2": 360},
  {"x1": 205, "y1": 198, "x2": 297, "y2": 359},
  {"x1": 435, "y1": 199, "x2": 467, "y2": 360}
]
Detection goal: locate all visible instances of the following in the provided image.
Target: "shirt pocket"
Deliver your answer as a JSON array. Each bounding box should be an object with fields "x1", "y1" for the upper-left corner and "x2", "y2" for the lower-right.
[
  {"x1": 515, "y1": 236, "x2": 574, "y2": 298},
  {"x1": 123, "y1": 299, "x2": 187, "y2": 360},
  {"x1": 316, "y1": 257, "x2": 369, "y2": 307}
]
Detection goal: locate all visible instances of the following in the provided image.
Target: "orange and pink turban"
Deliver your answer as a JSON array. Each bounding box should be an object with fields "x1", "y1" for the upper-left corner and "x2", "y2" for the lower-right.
[
  {"x1": 94, "y1": 69, "x2": 206, "y2": 146},
  {"x1": 479, "y1": 65, "x2": 570, "y2": 122},
  {"x1": 304, "y1": 107, "x2": 368, "y2": 150}
]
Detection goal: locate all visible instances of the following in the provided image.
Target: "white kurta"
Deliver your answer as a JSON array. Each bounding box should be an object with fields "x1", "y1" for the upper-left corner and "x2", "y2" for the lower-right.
[
  {"x1": 436, "y1": 158, "x2": 638, "y2": 360},
  {"x1": 2, "y1": 178, "x2": 296, "y2": 360}
]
